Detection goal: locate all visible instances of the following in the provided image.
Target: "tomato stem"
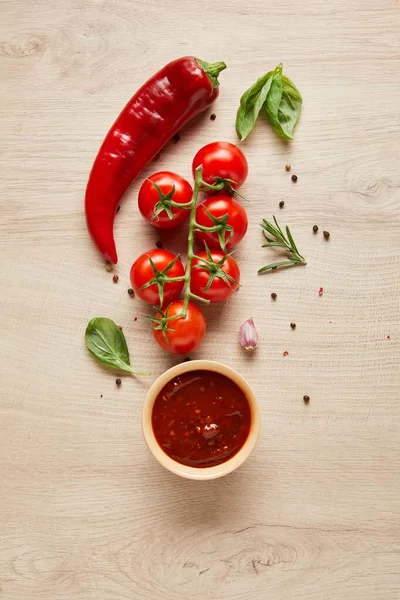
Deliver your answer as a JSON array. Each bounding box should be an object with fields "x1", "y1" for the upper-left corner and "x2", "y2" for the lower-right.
[
  {"x1": 195, "y1": 223, "x2": 224, "y2": 232},
  {"x1": 166, "y1": 276, "x2": 186, "y2": 283},
  {"x1": 152, "y1": 166, "x2": 211, "y2": 331},
  {"x1": 169, "y1": 200, "x2": 193, "y2": 209},
  {"x1": 189, "y1": 291, "x2": 210, "y2": 304},
  {"x1": 181, "y1": 165, "x2": 208, "y2": 318}
]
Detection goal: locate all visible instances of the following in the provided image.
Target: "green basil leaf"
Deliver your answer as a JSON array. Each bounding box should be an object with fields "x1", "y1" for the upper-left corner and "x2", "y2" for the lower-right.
[
  {"x1": 236, "y1": 70, "x2": 273, "y2": 141},
  {"x1": 85, "y1": 317, "x2": 150, "y2": 376},
  {"x1": 265, "y1": 63, "x2": 283, "y2": 119},
  {"x1": 265, "y1": 68, "x2": 302, "y2": 140}
]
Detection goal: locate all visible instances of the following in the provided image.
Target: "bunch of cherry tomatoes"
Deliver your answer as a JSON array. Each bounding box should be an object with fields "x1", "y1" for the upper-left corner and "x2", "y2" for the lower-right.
[{"x1": 129, "y1": 141, "x2": 249, "y2": 354}]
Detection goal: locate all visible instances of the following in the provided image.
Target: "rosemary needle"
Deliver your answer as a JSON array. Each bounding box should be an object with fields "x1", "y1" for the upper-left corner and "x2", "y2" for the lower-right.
[{"x1": 258, "y1": 216, "x2": 306, "y2": 273}]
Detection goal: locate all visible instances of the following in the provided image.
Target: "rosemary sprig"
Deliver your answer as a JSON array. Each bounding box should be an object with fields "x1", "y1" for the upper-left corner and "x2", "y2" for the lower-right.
[{"x1": 258, "y1": 216, "x2": 306, "y2": 273}]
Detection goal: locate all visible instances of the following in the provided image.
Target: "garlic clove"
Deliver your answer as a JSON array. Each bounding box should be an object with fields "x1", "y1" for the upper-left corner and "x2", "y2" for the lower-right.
[{"x1": 239, "y1": 317, "x2": 258, "y2": 351}]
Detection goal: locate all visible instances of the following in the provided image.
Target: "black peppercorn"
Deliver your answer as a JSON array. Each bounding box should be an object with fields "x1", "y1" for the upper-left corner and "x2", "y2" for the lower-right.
[
  {"x1": 156, "y1": 240, "x2": 163, "y2": 249},
  {"x1": 173, "y1": 133, "x2": 180, "y2": 143},
  {"x1": 271, "y1": 292, "x2": 277, "y2": 300},
  {"x1": 291, "y1": 174, "x2": 298, "y2": 182},
  {"x1": 313, "y1": 225, "x2": 318, "y2": 233},
  {"x1": 128, "y1": 288, "x2": 135, "y2": 297},
  {"x1": 279, "y1": 200, "x2": 285, "y2": 208},
  {"x1": 291, "y1": 322, "x2": 296, "y2": 329},
  {"x1": 303, "y1": 395, "x2": 310, "y2": 403},
  {"x1": 210, "y1": 113, "x2": 216, "y2": 121},
  {"x1": 116, "y1": 378, "x2": 122, "y2": 386},
  {"x1": 323, "y1": 230, "x2": 330, "y2": 240}
]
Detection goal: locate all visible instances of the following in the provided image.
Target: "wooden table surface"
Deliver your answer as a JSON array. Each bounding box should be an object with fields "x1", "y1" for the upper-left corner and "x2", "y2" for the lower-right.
[{"x1": 1, "y1": 0, "x2": 400, "y2": 598}]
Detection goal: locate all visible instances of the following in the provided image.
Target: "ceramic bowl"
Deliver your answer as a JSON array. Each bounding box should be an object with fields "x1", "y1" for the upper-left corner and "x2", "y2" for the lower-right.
[{"x1": 142, "y1": 359, "x2": 260, "y2": 480}]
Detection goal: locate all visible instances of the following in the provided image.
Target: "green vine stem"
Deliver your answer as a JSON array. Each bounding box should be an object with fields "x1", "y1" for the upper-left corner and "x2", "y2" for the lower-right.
[
  {"x1": 148, "y1": 165, "x2": 234, "y2": 335},
  {"x1": 179, "y1": 165, "x2": 210, "y2": 316},
  {"x1": 149, "y1": 176, "x2": 238, "y2": 219}
]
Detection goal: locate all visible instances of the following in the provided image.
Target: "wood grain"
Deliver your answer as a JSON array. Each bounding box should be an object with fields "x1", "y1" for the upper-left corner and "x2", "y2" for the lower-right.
[{"x1": 1, "y1": 0, "x2": 400, "y2": 598}]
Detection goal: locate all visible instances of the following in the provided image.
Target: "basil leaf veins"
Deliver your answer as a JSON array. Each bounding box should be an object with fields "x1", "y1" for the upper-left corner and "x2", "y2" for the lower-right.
[
  {"x1": 236, "y1": 63, "x2": 302, "y2": 141},
  {"x1": 85, "y1": 317, "x2": 149, "y2": 376},
  {"x1": 236, "y1": 69, "x2": 273, "y2": 141},
  {"x1": 265, "y1": 65, "x2": 302, "y2": 140}
]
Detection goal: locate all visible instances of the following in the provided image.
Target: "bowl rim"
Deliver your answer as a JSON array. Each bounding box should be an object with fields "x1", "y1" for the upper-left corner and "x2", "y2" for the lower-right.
[{"x1": 141, "y1": 359, "x2": 260, "y2": 480}]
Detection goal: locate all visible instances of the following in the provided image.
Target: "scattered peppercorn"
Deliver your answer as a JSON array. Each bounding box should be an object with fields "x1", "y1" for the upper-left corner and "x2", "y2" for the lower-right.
[
  {"x1": 283, "y1": 351, "x2": 289, "y2": 357},
  {"x1": 319, "y1": 287, "x2": 324, "y2": 297},
  {"x1": 112, "y1": 274, "x2": 119, "y2": 283},
  {"x1": 303, "y1": 395, "x2": 310, "y2": 403},
  {"x1": 387, "y1": 335, "x2": 391, "y2": 340},
  {"x1": 134, "y1": 317, "x2": 138, "y2": 322},
  {"x1": 128, "y1": 288, "x2": 135, "y2": 297},
  {"x1": 116, "y1": 204, "x2": 121, "y2": 213},
  {"x1": 323, "y1": 230, "x2": 330, "y2": 240},
  {"x1": 290, "y1": 322, "x2": 296, "y2": 329},
  {"x1": 100, "y1": 394, "x2": 103, "y2": 398},
  {"x1": 291, "y1": 174, "x2": 298, "y2": 182},
  {"x1": 105, "y1": 262, "x2": 112, "y2": 272},
  {"x1": 279, "y1": 200, "x2": 285, "y2": 208},
  {"x1": 183, "y1": 357, "x2": 191, "y2": 362},
  {"x1": 115, "y1": 378, "x2": 121, "y2": 386},
  {"x1": 156, "y1": 240, "x2": 163, "y2": 249},
  {"x1": 313, "y1": 225, "x2": 318, "y2": 233},
  {"x1": 173, "y1": 133, "x2": 180, "y2": 143},
  {"x1": 210, "y1": 113, "x2": 216, "y2": 121},
  {"x1": 271, "y1": 292, "x2": 277, "y2": 300},
  {"x1": 285, "y1": 163, "x2": 291, "y2": 172}
]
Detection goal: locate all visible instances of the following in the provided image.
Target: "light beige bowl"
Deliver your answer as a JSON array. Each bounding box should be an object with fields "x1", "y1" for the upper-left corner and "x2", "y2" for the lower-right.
[{"x1": 142, "y1": 359, "x2": 260, "y2": 480}]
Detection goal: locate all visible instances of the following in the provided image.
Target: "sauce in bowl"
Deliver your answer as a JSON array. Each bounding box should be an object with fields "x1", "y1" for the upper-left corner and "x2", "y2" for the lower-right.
[{"x1": 151, "y1": 369, "x2": 251, "y2": 468}]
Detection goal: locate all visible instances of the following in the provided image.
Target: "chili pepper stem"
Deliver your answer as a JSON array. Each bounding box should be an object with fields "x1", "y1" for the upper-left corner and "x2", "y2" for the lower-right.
[
  {"x1": 204, "y1": 61, "x2": 227, "y2": 78},
  {"x1": 196, "y1": 60, "x2": 227, "y2": 87}
]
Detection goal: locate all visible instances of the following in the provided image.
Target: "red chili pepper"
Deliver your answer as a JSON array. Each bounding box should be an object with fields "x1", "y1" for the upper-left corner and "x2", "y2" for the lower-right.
[{"x1": 85, "y1": 56, "x2": 226, "y2": 264}]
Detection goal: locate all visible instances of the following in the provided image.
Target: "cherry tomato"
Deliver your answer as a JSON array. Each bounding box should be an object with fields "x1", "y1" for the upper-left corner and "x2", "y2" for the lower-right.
[
  {"x1": 130, "y1": 249, "x2": 184, "y2": 305},
  {"x1": 138, "y1": 171, "x2": 192, "y2": 229},
  {"x1": 191, "y1": 250, "x2": 240, "y2": 303},
  {"x1": 195, "y1": 195, "x2": 248, "y2": 250},
  {"x1": 192, "y1": 141, "x2": 248, "y2": 194},
  {"x1": 153, "y1": 300, "x2": 206, "y2": 354}
]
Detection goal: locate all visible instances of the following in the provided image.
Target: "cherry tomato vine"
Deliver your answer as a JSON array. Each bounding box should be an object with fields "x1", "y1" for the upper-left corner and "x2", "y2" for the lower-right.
[{"x1": 147, "y1": 165, "x2": 240, "y2": 343}]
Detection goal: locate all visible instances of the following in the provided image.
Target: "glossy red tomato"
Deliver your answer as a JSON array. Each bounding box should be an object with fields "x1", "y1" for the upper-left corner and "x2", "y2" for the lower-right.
[
  {"x1": 191, "y1": 250, "x2": 240, "y2": 303},
  {"x1": 138, "y1": 171, "x2": 192, "y2": 229},
  {"x1": 192, "y1": 142, "x2": 248, "y2": 194},
  {"x1": 130, "y1": 249, "x2": 184, "y2": 305},
  {"x1": 195, "y1": 195, "x2": 248, "y2": 250},
  {"x1": 153, "y1": 300, "x2": 206, "y2": 354}
]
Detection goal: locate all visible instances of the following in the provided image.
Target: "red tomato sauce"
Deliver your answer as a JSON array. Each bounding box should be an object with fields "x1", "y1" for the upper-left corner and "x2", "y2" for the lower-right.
[{"x1": 151, "y1": 370, "x2": 251, "y2": 468}]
